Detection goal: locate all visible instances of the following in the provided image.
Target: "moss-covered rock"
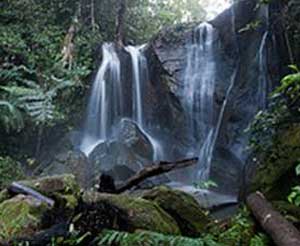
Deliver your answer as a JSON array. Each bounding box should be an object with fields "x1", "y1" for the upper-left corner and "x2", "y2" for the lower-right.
[
  {"x1": 249, "y1": 125, "x2": 300, "y2": 198},
  {"x1": 0, "y1": 156, "x2": 25, "y2": 190},
  {"x1": 19, "y1": 174, "x2": 81, "y2": 198},
  {"x1": 142, "y1": 186, "x2": 210, "y2": 237},
  {"x1": 42, "y1": 150, "x2": 94, "y2": 188},
  {"x1": 0, "y1": 194, "x2": 49, "y2": 240},
  {"x1": 82, "y1": 191, "x2": 180, "y2": 235}
]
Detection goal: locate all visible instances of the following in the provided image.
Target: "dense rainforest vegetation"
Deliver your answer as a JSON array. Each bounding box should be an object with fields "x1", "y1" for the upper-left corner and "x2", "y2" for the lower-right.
[{"x1": 0, "y1": 0, "x2": 300, "y2": 245}]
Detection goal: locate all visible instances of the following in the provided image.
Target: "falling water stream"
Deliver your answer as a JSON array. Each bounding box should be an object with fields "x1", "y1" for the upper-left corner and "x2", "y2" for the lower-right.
[
  {"x1": 125, "y1": 45, "x2": 163, "y2": 161},
  {"x1": 80, "y1": 43, "x2": 121, "y2": 155},
  {"x1": 183, "y1": 22, "x2": 218, "y2": 181}
]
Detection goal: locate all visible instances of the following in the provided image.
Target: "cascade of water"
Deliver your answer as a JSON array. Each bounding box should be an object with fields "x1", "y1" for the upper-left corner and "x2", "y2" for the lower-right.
[
  {"x1": 258, "y1": 5, "x2": 270, "y2": 109},
  {"x1": 125, "y1": 45, "x2": 163, "y2": 161},
  {"x1": 197, "y1": 4, "x2": 240, "y2": 180},
  {"x1": 183, "y1": 22, "x2": 217, "y2": 180},
  {"x1": 258, "y1": 32, "x2": 269, "y2": 109},
  {"x1": 184, "y1": 23, "x2": 216, "y2": 141},
  {"x1": 80, "y1": 43, "x2": 121, "y2": 156},
  {"x1": 125, "y1": 45, "x2": 145, "y2": 126}
]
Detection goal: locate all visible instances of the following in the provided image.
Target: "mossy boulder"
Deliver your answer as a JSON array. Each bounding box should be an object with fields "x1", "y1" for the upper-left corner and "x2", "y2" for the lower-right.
[
  {"x1": 82, "y1": 191, "x2": 180, "y2": 235},
  {"x1": 19, "y1": 174, "x2": 80, "y2": 198},
  {"x1": 142, "y1": 186, "x2": 210, "y2": 237},
  {"x1": 0, "y1": 194, "x2": 49, "y2": 240},
  {"x1": 249, "y1": 125, "x2": 300, "y2": 198},
  {"x1": 19, "y1": 174, "x2": 81, "y2": 211},
  {"x1": 0, "y1": 156, "x2": 25, "y2": 190}
]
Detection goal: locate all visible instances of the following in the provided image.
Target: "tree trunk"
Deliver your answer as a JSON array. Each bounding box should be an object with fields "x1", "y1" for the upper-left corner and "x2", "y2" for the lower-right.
[
  {"x1": 115, "y1": 0, "x2": 126, "y2": 47},
  {"x1": 8, "y1": 182, "x2": 55, "y2": 207},
  {"x1": 115, "y1": 158, "x2": 198, "y2": 193},
  {"x1": 247, "y1": 191, "x2": 300, "y2": 246}
]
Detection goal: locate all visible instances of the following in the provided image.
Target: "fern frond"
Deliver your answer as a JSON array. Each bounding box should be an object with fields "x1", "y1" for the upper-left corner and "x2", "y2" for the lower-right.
[
  {"x1": 96, "y1": 230, "x2": 220, "y2": 246},
  {"x1": 0, "y1": 100, "x2": 24, "y2": 132}
]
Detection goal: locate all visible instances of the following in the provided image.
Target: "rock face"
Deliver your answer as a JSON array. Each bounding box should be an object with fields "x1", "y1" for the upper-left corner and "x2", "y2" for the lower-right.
[
  {"x1": 144, "y1": 0, "x2": 289, "y2": 194},
  {"x1": 142, "y1": 186, "x2": 210, "y2": 237}
]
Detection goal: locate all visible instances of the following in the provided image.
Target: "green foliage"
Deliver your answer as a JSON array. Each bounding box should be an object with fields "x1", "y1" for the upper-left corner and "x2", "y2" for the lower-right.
[
  {"x1": 273, "y1": 65, "x2": 300, "y2": 105},
  {"x1": 0, "y1": 100, "x2": 24, "y2": 132},
  {"x1": 248, "y1": 66, "x2": 300, "y2": 153},
  {"x1": 217, "y1": 208, "x2": 255, "y2": 245},
  {"x1": 0, "y1": 156, "x2": 24, "y2": 189},
  {"x1": 194, "y1": 180, "x2": 218, "y2": 189},
  {"x1": 250, "y1": 233, "x2": 270, "y2": 246},
  {"x1": 96, "y1": 230, "x2": 220, "y2": 246},
  {"x1": 238, "y1": 20, "x2": 261, "y2": 33},
  {"x1": 288, "y1": 163, "x2": 300, "y2": 206},
  {"x1": 208, "y1": 208, "x2": 271, "y2": 246}
]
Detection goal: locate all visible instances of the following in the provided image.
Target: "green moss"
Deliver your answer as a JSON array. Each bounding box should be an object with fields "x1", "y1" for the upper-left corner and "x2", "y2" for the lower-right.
[
  {"x1": 142, "y1": 186, "x2": 210, "y2": 237},
  {"x1": 0, "y1": 195, "x2": 49, "y2": 240},
  {"x1": 20, "y1": 174, "x2": 81, "y2": 198},
  {"x1": 251, "y1": 125, "x2": 300, "y2": 198},
  {"x1": 83, "y1": 192, "x2": 180, "y2": 235},
  {"x1": 0, "y1": 156, "x2": 25, "y2": 189}
]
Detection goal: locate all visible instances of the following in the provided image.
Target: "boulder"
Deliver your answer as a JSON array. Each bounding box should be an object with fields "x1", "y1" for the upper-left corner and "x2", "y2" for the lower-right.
[
  {"x1": 82, "y1": 191, "x2": 180, "y2": 235},
  {"x1": 41, "y1": 151, "x2": 93, "y2": 188},
  {"x1": 19, "y1": 174, "x2": 80, "y2": 199},
  {"x1": 142, "y1": 186, "x2": 210, "y2": 237},
  {"x1": 0, "y1": 195, "x2": 49, "y2": 240},
  {"x1": 89, "y1": 119, "x2": 155, "y2": 182}
]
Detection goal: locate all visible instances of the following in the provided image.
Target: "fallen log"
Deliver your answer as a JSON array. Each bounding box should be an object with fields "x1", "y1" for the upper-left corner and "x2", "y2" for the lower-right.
[
  {"x1": 115, "y1": 158, "x2": 198, "y2": 193},
  {"x1": 246, "y1": 191, "x2": 300, "y2": 246},
  {"x1": 8, "y1": 182, "x2": 55, "y2": 207}
]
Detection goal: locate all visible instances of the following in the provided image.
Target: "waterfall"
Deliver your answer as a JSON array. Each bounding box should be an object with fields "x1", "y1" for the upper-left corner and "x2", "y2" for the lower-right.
[
  {"x1": 125, "y1": 45, "x2": 146, "y2": 126},
  {"x1": 184, "y1": 23, "x2": 216, "y2": 140},
  {"x1": 125, "y1": 45, "x2": 163, "y2": 161},
  {"x1": 258, "y1": 32, "x2": 269, "y2": 110},
  {"x1": 80, "y1": 43, "x2": 122, "y2": 155},
  {"x1": 183, "y1": 22, "x2": 217, "y2": 181},
  {"x1": 258, "y1": 5, "x2": 270, "y2": 110}
]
